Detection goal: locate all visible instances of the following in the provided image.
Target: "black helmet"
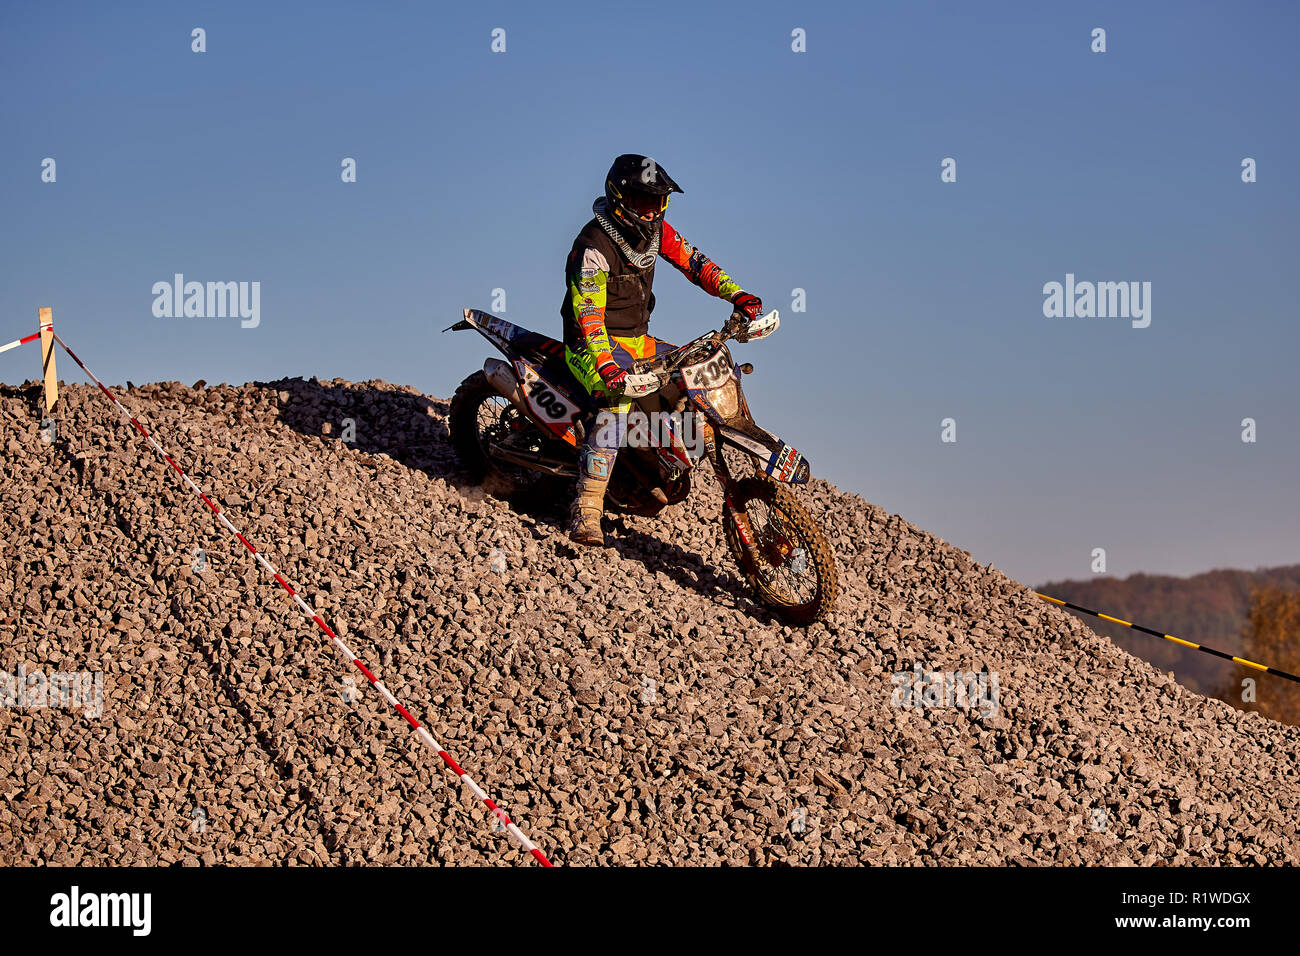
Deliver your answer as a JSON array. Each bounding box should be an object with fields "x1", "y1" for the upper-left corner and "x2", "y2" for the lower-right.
[{"x1": 604, "y1": 154, "x2": 683, "y2": 244}]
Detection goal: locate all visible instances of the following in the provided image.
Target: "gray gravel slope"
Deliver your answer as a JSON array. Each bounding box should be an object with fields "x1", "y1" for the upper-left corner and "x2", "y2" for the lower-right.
[{"x1": 2, "y1": 378, "x2": 1297, "y2": 865}]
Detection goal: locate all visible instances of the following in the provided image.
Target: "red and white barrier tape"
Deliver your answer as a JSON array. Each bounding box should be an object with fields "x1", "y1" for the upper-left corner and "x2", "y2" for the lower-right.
[
  {"x1": 49, "y1": 329, "x2": 553, "y2": 866},
  {"x1": 0, "y1": 324, "x2": 49, "y2": 356}
]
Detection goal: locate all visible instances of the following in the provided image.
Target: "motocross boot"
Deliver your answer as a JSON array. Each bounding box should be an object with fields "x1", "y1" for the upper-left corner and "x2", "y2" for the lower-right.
[{"x1": 568, "y1": 446, "x2": 616, "y2": 547}]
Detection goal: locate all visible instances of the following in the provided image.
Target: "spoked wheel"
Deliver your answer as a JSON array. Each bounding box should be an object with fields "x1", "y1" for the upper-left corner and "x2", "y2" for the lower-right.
[
  {"x1": 723, "y1": 476, "x2": 838, "y2": 625},
  {"x1": 449, "y1": 371, "x2": 552, "y2": 492}
]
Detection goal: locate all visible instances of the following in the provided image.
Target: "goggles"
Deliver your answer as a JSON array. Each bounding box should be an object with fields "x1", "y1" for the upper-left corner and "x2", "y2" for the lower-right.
[{"x1": 621, "y1": 190, "x2": 669, "y2": 217}]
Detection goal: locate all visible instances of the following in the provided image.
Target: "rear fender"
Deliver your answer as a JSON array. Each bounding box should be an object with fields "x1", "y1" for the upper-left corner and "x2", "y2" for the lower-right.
[{"x1": 445, "y1": 308, "x2": 529, "y2": 359}]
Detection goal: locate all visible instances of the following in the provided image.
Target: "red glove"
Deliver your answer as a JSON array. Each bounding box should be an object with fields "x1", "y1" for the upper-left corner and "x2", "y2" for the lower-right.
[
  {"x1": 597, "y1": 360, "x2": 627, "y2": 395},
  {"x1": 732, "y1": 291, "x2": 763, "y2": 320}
]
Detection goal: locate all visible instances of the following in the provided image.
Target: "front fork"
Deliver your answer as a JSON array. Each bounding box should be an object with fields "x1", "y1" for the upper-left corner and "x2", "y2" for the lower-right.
[{"x1": 705, "y1": 420, "x2": 763, "y2": 574}]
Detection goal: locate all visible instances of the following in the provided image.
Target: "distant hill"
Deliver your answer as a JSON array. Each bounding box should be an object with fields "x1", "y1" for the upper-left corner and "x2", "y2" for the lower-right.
[{"x1": 1037, "y1": 565, "x2": 1300, "y2": 699}]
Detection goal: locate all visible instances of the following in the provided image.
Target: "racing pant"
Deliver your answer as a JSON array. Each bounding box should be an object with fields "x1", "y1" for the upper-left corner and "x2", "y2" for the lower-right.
[{"x1": 564, "y1": 333, "x2": 677, "y2": 485}]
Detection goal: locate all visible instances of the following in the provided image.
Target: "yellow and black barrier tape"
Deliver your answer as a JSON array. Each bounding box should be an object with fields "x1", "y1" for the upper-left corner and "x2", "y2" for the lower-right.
[{"x1": 1036, "y1": 593, "x2": 1300, "y2": 685}]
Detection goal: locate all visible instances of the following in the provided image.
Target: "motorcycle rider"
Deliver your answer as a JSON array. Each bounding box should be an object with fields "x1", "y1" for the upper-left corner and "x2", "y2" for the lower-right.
[{"x1": 561, "y1": 153, "x2": 765, "y2": 547}]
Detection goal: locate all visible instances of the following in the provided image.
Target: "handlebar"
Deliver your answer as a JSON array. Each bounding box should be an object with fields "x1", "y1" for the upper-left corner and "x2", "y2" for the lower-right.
[{"x1": 641, "y1": 308, "x2": 776, "y2": 379}]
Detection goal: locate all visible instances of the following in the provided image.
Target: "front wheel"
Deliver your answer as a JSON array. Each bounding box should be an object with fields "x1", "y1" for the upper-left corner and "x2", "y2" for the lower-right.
[{"x1": 723, "y1": 476, "x2": 838, "y2": 626}]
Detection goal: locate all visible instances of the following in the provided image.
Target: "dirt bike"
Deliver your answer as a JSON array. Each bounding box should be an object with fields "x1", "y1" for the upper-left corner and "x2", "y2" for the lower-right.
[{"x1": 445, "y1": 306, "x2": 838, "y2": 624}]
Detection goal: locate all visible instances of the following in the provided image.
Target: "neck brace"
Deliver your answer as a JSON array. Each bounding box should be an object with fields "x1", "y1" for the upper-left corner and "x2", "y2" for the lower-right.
[{"x1": 593, "y1": 198, "x2": 659, "y2": 269}]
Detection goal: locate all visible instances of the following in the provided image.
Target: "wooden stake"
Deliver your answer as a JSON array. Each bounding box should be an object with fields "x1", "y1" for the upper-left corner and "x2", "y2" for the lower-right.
[{"x1": 39, "y1": 306, "x2": 57, "y2": 412}]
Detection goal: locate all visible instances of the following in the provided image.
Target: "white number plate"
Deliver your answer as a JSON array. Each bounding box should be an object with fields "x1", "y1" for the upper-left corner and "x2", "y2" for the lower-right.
[
  {"x1": 681, "y1": 350, "x2": 733, "y2": 391},
  {"x1": 518, "y1": 362, "x2": 575, "y2": 421}
]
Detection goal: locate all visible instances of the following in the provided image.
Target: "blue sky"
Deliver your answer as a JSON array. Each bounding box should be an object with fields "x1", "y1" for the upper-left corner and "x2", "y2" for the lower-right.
[{"x1": 2, "y1": 0, "x2": 1297, "y2": 585}]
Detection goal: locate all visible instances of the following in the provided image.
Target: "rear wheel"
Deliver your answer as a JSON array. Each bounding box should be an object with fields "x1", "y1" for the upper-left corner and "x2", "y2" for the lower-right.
[
  {"x1": 449, "y1": 371, "x2": 552, "y2": 492},
  {"x1": 723, "y1": 476, "x2": 838, "y2": 625}
]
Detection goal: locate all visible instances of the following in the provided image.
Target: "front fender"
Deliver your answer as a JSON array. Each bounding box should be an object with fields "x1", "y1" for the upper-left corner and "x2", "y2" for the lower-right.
[{"x1": 713, "y1": 423, "x2": 811, "y2": 484}]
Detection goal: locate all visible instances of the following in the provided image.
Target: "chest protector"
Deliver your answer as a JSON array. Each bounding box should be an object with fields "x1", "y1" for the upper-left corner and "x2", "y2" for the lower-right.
[{"x1": 561, "y1": 219, "x2": 658, "y2": 350}]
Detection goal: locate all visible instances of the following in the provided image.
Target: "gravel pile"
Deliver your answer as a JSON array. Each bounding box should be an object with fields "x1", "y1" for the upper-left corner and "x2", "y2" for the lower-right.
[{"x1": 2, "y1": 376, "x2": 1298, "y2": 865}]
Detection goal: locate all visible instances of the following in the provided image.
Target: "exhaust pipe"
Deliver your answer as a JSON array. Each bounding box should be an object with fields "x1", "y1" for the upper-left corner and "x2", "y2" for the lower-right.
[{"x1": 483, "y1": 358, "x2": 527, "y2": 409}]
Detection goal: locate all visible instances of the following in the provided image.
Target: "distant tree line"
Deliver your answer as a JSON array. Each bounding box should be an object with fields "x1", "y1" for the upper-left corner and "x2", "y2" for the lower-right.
[{"x1": 1223, "y1": 586, "x2": 1300, "y2": 726}]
